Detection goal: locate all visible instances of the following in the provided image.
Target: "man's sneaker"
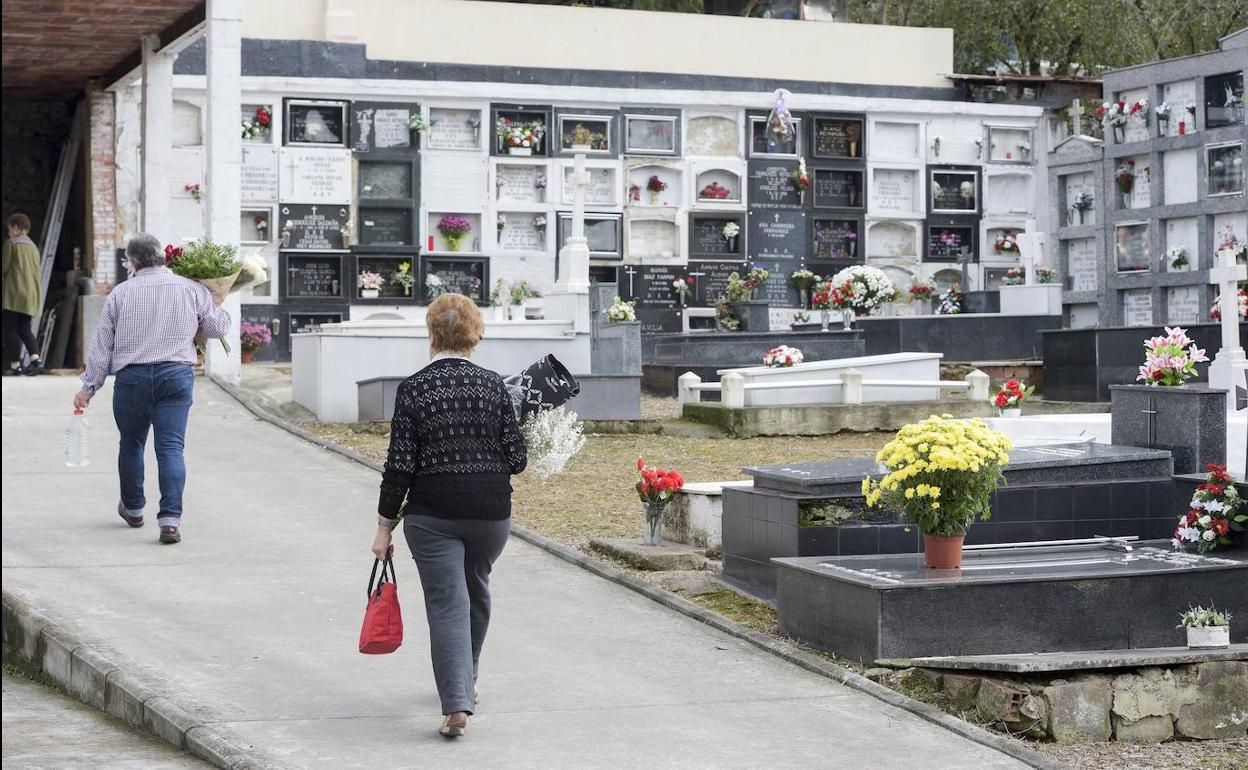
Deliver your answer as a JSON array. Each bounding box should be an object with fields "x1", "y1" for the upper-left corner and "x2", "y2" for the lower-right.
[
  {"x1": 117, "y1": 501, "x2": 144, "y2": 528},
  {"x1": 23, "y1": 361, "x2": 43, "y2": 376},
  {"x1": 159, "y1": 526, "x2": 181, "y2": 544}
]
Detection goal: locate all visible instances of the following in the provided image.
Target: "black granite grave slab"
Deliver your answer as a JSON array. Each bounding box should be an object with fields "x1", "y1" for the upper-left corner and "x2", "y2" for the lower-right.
[
  {"x1": 773, "y1": 545, "x2": 1248, "y2": 663},
  {"x1": 745, "y1": 442, "x2": 1173, "y2": 496},
  {"x1": 1111, "y1": 384, "x2": 1228, "y2": 475},
  {"x1": 1042, "y1": 323, "x2": 1245, "y2": 402},
  {"x1": 852, "y1": 313, "x2": 1060, "y2": 361}
]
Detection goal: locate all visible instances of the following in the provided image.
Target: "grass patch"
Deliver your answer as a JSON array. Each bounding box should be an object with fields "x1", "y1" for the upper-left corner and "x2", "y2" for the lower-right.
[
  {"x1": 687, "y1": 589, "x2": 778, "y2": 634},
  {"x1": 3, "y1": 661, "x2": 66, "y2": 693}
]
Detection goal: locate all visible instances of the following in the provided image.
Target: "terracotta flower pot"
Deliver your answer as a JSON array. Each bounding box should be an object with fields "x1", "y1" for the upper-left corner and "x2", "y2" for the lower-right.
[
  {"x1": 240, "y1": 350, "x2": 255, "y2": 364},
  {"x1": 923, "y1": 533, "x2": 965, "y2": 569}
]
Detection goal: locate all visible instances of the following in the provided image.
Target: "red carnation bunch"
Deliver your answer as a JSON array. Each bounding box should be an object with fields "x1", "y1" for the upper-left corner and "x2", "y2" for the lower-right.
[
  {"x1": 635, "y1": 456, "x2": 684, "y2": 504},
  {"x1": 992, "y1": 379, "x2": 1033, "y2": 410},
  {"x1": 255, "y1": 106, "x2": 271, "y2": 127},
  {"x1": 164, "y1": 244, "x2": 183, "y2": 265}
]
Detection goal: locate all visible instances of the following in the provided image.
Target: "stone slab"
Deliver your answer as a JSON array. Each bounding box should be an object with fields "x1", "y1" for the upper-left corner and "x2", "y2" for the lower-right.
[
  {"x1": 684, "y1": 400, "x2": 995, "y2": 438},
  {"x1": 745, "y1": 442, "x2": 1173, "y2": 495},
  {"x1": 649, "y1": 330, "x2": 864, "y2": 366},
  {"x1": 1110, "y1": 384, "x2": 1227, "y2": 476},
  {"x1": 912, "y1": 645, "x2": 1248, "y2": 673},
  {"x1": 773, "y1": 545, "x2": 1248, "y2": 663},
  {"x1": 589, "y1": 538, "x2": 709, "y2": 571},
  {"x1": 852, "y1": 314, "x2": 1061, "y2": 361}
]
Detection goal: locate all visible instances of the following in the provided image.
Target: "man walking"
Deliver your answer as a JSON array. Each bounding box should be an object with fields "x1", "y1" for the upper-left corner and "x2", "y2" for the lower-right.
[{"x1": 75, "y1": 234, "x2": 231, "y2": 544}]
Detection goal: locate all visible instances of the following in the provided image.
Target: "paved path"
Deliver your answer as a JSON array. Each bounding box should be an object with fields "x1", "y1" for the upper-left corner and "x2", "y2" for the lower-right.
[
  {"x1": 2, "y1": 377, "x2": 1027, "y2": 769},
  {"x1": 3, "y1": 672, "x2": 207, "y2": 768}
]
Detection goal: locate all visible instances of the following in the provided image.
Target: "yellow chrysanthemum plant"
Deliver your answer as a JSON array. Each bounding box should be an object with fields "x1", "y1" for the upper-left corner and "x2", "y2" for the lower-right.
[{"x1": 862, "y1": 415, "x2": 1013, "y2": 568}]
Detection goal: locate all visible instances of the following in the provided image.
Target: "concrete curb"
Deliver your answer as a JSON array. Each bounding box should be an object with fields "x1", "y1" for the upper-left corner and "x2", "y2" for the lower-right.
[
  {"x1": 212, "y1": 376, "x2": 1070, "y2": 770},
  {"x1": 2, "y1": 585, "x2": 291, "y2": 769}
]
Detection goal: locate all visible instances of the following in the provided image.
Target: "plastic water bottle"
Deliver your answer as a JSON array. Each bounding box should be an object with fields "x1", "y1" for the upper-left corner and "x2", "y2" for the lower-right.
[{"x1": 65, "y1": 409, "x2": 89, "y2": 467}]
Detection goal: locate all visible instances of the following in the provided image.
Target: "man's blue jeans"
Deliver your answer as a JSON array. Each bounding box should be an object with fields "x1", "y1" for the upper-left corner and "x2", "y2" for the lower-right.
[{"x1": 112, "y1": 363, "x2": 195, "y2": 527}]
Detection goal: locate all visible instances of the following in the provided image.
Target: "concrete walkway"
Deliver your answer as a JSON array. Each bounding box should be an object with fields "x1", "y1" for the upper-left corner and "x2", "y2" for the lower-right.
[
  {"x1": 3, "y1": 671, "x2": 207, "y2": 768},
  {"x1": 2, "y1": 377, "x2": 1027, "y2": 769}
]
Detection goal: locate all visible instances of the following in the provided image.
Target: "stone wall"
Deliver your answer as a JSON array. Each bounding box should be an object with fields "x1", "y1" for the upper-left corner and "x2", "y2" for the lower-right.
[
  {"x1": 87, "y1": 88, "x2": 118, "y2": 286},
  {"x1": 893, "y1": 662, "x2": 1248, "y2": 744}
]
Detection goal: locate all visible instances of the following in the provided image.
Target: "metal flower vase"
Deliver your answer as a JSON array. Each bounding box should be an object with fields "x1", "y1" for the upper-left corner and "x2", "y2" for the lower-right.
[
  {"x1": 642, "y1": 501, "x2": 667, "y2": 546},
  {"x1": 820, "y1": 309, "x2": 830, "y2": 331},
  {"x1": 841, "y1": 309, "x2": 854, "y2": 332}
]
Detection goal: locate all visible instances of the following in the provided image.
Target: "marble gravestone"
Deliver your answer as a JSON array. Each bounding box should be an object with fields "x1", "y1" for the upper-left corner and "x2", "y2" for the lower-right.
[
  {"x1": 241, "y1": 145, "x2": 279, "y2": 202},
  {"x1": 562, "y1": 166, "x2": 615, "y2": 206},
  {"x1": 1115, "y1": 223, "x2": 1150, "y2": 273},
  {"x1": 748, "y1": 209, "x2": 805, "y2": 262},
  {"x1": 1167, "y1": 286, "x2": 1201, "y2": 324},
  {"x1": 1066, "y1": 238, "x2": 1098, "y2": 292},
  {"x1": 747, "y1": 161, "x2": 801, "y2": 208},
  {"x1": 495, "y1": 164, "x2": 546, "y2": 204},
  {"x1": 285, "y1": 255, "x2": 344, "y2": 298},
  {"x1": 280, "y1": 204, "x2": 349, "y2": 251},
  {"x1": 283, "y1": 148, "x2": 352, "y2": 204},
  {"x1": 351, "y1": 102, "x2": 417, "y2": 152},
  {"x1": 689, "y1": 215, "x2": 744, "y2": 260},
  {"x1": 871, "y1": 168, "x2": 917, "y2": 214},
  {"x1": 497, "y1": 213, "x2": 546, "y2": 252},
  {"x1": 628, "y1": 219, "x2": 680, "y2": 260},
  {"x1": 358, "y1": 208, "x2": 411, "y2": 246},
  {"x1": 426, "y1": 108, "x2": 482, "y2": 151},
  {"x1": 813, "y1": 169, "x2": 862, "y2": 209},
  {"x1": 358, "y1": 161, "x2": 413, "y2": 200},
  {"x1": 1122, "y1": 289, "x2": 1154, "y2": 326},
  {"x1": 690, "y1": 262, "x2": 741, "y2": 307},
  {"x1": 868, "y1": 222, "x2": 917, "y2": 259},
  {"x1": 685, "y1": 115, "x2": 737, "y2": 157},
  {"x1": 1166, "y1": 218, "x2": 1199, "y2": 271}
]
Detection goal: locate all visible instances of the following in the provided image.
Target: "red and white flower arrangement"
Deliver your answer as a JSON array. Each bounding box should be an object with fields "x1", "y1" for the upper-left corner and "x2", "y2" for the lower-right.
[
  {"x1": 908, "y1": 278, "x2": 937, "y2": 302},
  {"x1": 1173, "y1": 464, "x2": 1245, "y2": 553},
  {"x1": 496, "y1": 117, "x2": 545, "y2": 151},
  {"x1": 994, "y1": 230, "x2": 1020, "y2": 254},
  {"x1": 811, "y1": 279, "x2": 853, "y2": 311},
  {"x1": 241, "y1": 106, "x2": 272, "y2": 140},
  {"x1": 1002, "y1": 268, "x2": 1025, "y2": 286},
  {"x1": 1115, "y1": 160, "x2": 1136, "y2": 196},
  {"x1": 672, "y1": 276, "x2": 693, "y2": 302},
  {"x1": 828, "y1": 265, "x2": 896, "y2": 315},
  {"x1": 699, "y1": 182, "x2": 733, "y2": 200},
  {"x1": 792, "y1": 157, "x2": 811, "y2": 190},
  {"x1": 1097, "y1": 100, "x2": 1128, "y2": 129},
  {"x1": 993, "y1": 379, "x2": 1033, "y2": 411},
  {"x1": 763, "y1": 345, "x2": 803, "y2": 368},
  {"x1": 636, "y1": 457, "x2": 685, "y2": 504},
  {"x1": 1128, "y1": 98, "x2": 1150, "y2": 122},
  {"x1": 1210, "y1": 286, "x2": 1248, "y2": 321},
  {"x1": 1136, "y1": 326, "x2": 1209, "y2": 386}
]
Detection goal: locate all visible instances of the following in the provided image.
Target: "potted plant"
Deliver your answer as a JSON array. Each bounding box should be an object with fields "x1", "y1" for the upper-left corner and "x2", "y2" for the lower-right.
[
  {"x1": 408, "y1": 114, "x2": 430, "y2": 136},
  {"x1": 437, "y1": 215, "x2": 472, "y2": 252},
  {"x1": 635, "y1": 456, "x2": 684, "y2": 546},
  {"x1": 391, "y1": 261, "x2": 414, "y2": 297},
  {"x1": 1178, "y1": 606, "x2": 1232, "y2": 649},
  {"x1": 239, "y1": 321, "x2": 271, "y2": 364},
  {"x1": 1002, "y1": 268, "x2": 1025, "y2": 286},
  {"x1": 1172, "y1": 463, "x2": 1246, "y2": 553},
  {"x1": 496, "y1": 116, "x2": 544, "y2": 155},
  {"x1": 726, "y1": 267, "x2": 770, "y2": 331},
  {"x1": 790, "y1": 269, "x2": 817, "y2": 308},
  {"x1": 1136, "y1": 326, "x2": 1209, "y2": 385},
  {"x1": 1071, "y1": 192, "x2": 1094, "y2": 225},
  {"x1": 714, "y1": 295, "x2": 740, "y2": 332},
  {"x1": 358, "y1": 270, "x2": 384, "y2": 299},
  {"x1": 567, "y1": 123, "x2": 596, "y2": 151},
  {"x1": 763, "y1": 345, "x2": 803, "y2": 368},
  {"x1": 605, "y1": 296, "x2": 636, "y2": 323},
  {"x1": 993, "y1": 379, "x2": 1033, "y2": 417},
  {"x1": 863, "y1": 416, "x2": 1012, "y2": 569},
  {"x1": 1115, "y1": 160, "x2": 1136, "y2": 209},
  {"x1": 510, "y1": 280, "x2": 539, "y2": 320},
  {"x1": 646, "y1": 175, "x2": 667, "y2": 205}
]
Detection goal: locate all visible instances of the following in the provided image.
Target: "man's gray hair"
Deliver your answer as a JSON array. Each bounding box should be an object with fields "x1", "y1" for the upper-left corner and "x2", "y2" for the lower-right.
[{"x1": 126, "y1": 233, "x2": 165, "y2": 269}]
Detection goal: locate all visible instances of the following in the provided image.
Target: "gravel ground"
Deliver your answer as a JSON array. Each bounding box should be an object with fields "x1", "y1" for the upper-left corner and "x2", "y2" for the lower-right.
[{"x1": 1031, "y1": 737, "x2": 1248, "y2": 770}]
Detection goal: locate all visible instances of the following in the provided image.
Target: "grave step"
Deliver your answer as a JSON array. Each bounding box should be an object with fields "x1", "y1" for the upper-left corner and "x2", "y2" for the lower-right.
[{"x1": 910, "y1": 645, "x2": 1248, "y2": 674}]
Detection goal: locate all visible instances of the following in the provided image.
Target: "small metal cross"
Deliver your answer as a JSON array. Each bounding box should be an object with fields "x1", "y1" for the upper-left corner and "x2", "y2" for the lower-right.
[{"x1": 1142, "y1": 396, "x2": 1158, "y2": 447}]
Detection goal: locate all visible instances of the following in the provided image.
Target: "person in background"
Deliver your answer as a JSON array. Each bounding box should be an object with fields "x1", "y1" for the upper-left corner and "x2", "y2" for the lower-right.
[
  {"x1": 74, "y1": 234, "x2": 231, "y2": 545},
  {"x1": 2, "y1": 213, "x2": 44, "y2": 375},
  {"x1": 371, "y1": 292, "x2": 527, "y2": 738}
]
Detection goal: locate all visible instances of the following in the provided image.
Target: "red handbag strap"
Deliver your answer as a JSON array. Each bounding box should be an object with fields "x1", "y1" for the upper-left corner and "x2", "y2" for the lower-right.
[{"x1": 367, "y1": 556, "x2": 397, "y2": 597}]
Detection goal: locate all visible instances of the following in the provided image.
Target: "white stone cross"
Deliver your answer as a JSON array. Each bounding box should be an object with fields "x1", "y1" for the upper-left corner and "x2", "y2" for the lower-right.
[
  {"x1": 1069, "y1": 98, "x2": 1082, "y2": 136},
  {"x1": 555, "y1": 152, "x2": 592, "y2": 293},
  {"x1": 1017, "y1": 224, "x2": 1043, "y2": 285},
  {"x1": 1207, "y1": 246, "x2": 1247, "y2": 412}
]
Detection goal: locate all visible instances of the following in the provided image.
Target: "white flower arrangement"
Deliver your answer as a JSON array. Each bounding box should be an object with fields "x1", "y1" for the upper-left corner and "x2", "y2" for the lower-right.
[
  {"x1": 358, "y1": 270, "x2": 384, "y2": 291},
  {"x1": 722, "y1": 221, "x2": 741, "y2": 240},
  {"x1": 1167, "y1": 245, "x2": 1190, "y2": 270},
  {"x1": 606, "y1": 296, "x2": 636, "y2": 323},
  {"x1": 520, "y1": 406, "x2": 586, "y2": 480},
  {"x1": 959, "y1": 180, "x2": 975, "y2": 199},
  {"x1": 829, "y1": 265, "x2": 897, "y2": 316},
  {"x1": 425, "y1": 272, "x2": 445, "y2": 299},
  {"x1": 763, "y1": 345, "x2": 803, "y2": 368}
]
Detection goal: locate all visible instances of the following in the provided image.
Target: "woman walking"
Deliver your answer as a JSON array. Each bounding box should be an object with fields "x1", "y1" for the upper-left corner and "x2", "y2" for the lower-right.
[
  {"x1": 370, "y1": 293, "x2": 527, "y2": 738},
  {"x1": 3, "y1": 213, "x2": 44, "y2": 375}
]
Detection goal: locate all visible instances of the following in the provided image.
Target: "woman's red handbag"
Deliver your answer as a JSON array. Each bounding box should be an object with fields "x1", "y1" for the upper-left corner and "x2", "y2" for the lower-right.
[{"x1": 359, "y1": 556, "x2": 403, "y2": 654}]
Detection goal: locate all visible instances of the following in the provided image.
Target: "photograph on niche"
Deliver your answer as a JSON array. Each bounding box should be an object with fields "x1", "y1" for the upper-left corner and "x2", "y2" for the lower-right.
[
  {"x1": 285, "y1": 99, "x2": 349, "y2": 147},
  {"x1": 929, "y1": 170, "x2": 978, "y2": 213},
  {"x1": 625, "y1": 115, "x2": 677, "y2": 154},
  {"x1": 1204, "y1": 72, "x2": 1245, "y2": 129},
  {"x1": 1114, "y1": 222, "x2": 1151, "y2": 273},
  {"x1": 1205, "y1": 142, "x2": 1244, "y2": 197}
]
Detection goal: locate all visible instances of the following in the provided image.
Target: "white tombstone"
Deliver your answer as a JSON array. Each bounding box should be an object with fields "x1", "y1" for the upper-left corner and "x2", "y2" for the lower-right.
[
  {"x1": 999, "y1": 226, "x2": 1061, "y2": 316},
  {"x1": 1208, "y1": 247, "x2": 1248, "y2": 412}
]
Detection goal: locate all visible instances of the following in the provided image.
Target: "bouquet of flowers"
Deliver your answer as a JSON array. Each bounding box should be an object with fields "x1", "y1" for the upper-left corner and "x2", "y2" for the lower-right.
[
  {"x1": 491, "y1": 278, "x2": 510, "y2": 306},
  {"x1": 466, "y1": 276, "x2": 483, "y2": 300},
  {"x1": 1003, "y1": 268, "x2": 1025, "y2": 286},
  {"x1": 699, "y1": 182, "x2": 733, "y2": 200},
  {"x1": 239, "y1": 321, "x2": 272, "y2": 354},
  {"x1": 628, "y1": 183, "x2": 641, "y2": 203},
  {"x1": 496, "y1": 117, "x2": 545, "y2": 150},
  {"x1": 1073, "y1": 192, "x2": 1094, "y2": 214},
  {"x1": 1136, "y1": 326, "x2": 1209, "y2": 385},
  {"x1": 390, "y1": 262, "x2": 414, "y2": 293},
  {"x1": 359, "y1": 270, "x2": 384, "y2": 292},
  {"x1": 789, "y1": 269, "x2": 818, "y2": 291},
  {"x1": 407, "y1": 114, "x2": 430, "y2": 133},
  {"x1": 1035, "y1": 267, "x2": 1057, "y2": 284},
  {"x1": 726, "y1": 268, "x2": 770, "y2": 302},
  {"x1": 1155, "y1": 102, "x2": 1172, "y2": 122},
  {"x1": 241, "y1": 106, "x2": 272, "y2": 139},
  {"x1": 510, "y1": 280, "x2": 539, "y2": 305},
  {"x1": 184, "y1": 183, "x2": 203, "y2": 203},
  {"x1": 715, "y1": 296, "x2": 740, "y2": 331},
  {"x1": 1097, "y1": 100, "x2": 1128, "y2": 129},
  {"x1": 1115, "y1": 161, "x2": 1136, "y2": 195},
  {"x1": 424, "y1": 273, "x2": 446, "y2": 299},
  {"x1": 828, "y1": 265, "x2": 896, "y2": 315},
  {"x1": 937, "y1": 288, "x2": 963, "y2": 315},
  {"x1": 994, "y1": 231, "x2": 1020, "y2": 254},
  {"x1": 646, "y1": 175, "x2": 668, "y2": 194},
  {"x1": 437, "y1": 216, "x2": 472, "y2": 251},
  {"x1": 606, "y1": 296, "x2": 636, "y2": 322},
  {"x1": 993, "y1": 379, "x2": 1033, "y2": 410},
  {"x1": 1172, "y1": 464, "x2": 1245, "y2": 553},
  {"x1": 636, "y1": 456, "x2": 685, "y2": 505},
  {"x1": 766, "y1": 89, "x2": 795, "y2": 145},
  {"x1": 1210, "y1": 286, "x2": 1248, "y2": 321},
  {"x1": 672, "y1": 276, "x2": 693, "y2": 301},
  {"x1": 520, "y1": 406, "x2": 586, "y2": 480},
  {"x1": 722, "y1": 221, "x2": 741, "y2": 242},
  {"x1": 1129, "y1": 99, "x2": 1150, "y2": 122},
  {"x1": 763, "y1": 345, "x2": 803, "y2": 368},
  {"x1": 792, "y1": 157, "x2": 811, "y2": 190},
  {"x1": 1168, "y1": 246, "x2": 1190, "y2": 270},
  {"x1": 908, "y1": 278, "x2": 937, "y2": 302},
  {"x1": 166, "y1": 239, "x2": 268, "y2": 352}
]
